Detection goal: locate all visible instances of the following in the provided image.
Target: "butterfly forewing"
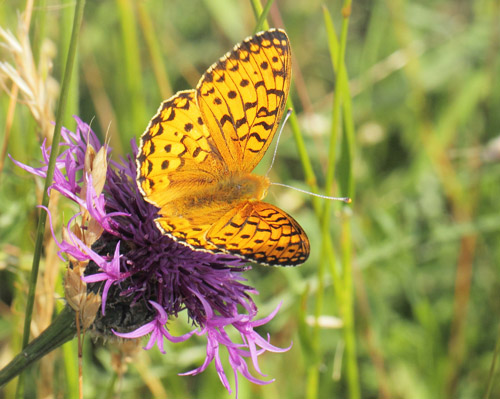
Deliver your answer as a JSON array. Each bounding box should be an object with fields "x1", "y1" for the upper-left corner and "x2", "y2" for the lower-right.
[
  {"x1": 137, "y1": 90, "x2": 225, "y2": 208},
  {"x1": 196, "y1": 29, "x2": 292, "y2": 173}
]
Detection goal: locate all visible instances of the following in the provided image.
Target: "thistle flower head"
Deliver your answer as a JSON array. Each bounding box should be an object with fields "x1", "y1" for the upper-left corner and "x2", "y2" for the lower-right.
[{"x1": 11, "y1": 116, "x2": 290, "y2": 397}]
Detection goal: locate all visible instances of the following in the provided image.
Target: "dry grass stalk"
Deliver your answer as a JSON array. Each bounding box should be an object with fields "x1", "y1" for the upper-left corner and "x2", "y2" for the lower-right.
[{"x1": 0, "y1": 20, "x2": 58, "y2": 142}]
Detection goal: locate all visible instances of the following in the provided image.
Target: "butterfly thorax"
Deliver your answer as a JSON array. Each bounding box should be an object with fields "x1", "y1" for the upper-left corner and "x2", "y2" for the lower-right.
[
  {"x1": 216, "y1": 172, "x2": 270, "y2": 202},
  {"x1": 159, "y1": 172, "x2": 270, "y2": 224}
]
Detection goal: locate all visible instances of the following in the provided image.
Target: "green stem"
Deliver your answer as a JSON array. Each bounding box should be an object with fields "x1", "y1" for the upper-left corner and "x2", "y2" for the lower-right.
[
  {"x1": 323, "y1": 3, "x2": 351, "y2": 199},
  {"x1": 484, "y1": 328, "x2": 500, "y2": 399},
  {"x1": 136, "y1": 1, "x2": 173, "y2": 100},
  {"x1": 253, "y1": 0, "x2": 274, "y2": 33},
  {"x1": 116, "y1": 0, "x2": 146, "y2": 140},
  {"x1": 1, "y1": 306, "x2": 77, "y2": 387},
  {"x1": 31, "y1": 0, "x2": 47, "y2": 64},
  {"x1": 249, "y1": 0, "x2": 268, "y2": 30},
  {"x1": 323, "y1": 4, "x2": 360, "y2": 399},
  {"x1": 323, "y1": 5, "x2": 356, "y2": 200},
  {"x1": 18, "y1": 0, "x2": 85, "y2": 392},
  {"x1": 60, "y1": 0, "x2": 81, "y2": 127},
  {"x1": 341, "y1": 215, "x2": 359, "y2": 399}
]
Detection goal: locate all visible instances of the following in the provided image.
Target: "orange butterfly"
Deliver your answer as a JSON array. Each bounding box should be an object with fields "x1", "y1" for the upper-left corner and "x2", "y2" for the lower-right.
[{"x1": 136, "y1": 29, "x2": 309, "y2": 266}]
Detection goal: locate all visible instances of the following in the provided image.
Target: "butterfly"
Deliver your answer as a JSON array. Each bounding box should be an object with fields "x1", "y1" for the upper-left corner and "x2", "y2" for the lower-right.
[{"x1": 136, "y1": 29, "x2": 309, "y2": 266}]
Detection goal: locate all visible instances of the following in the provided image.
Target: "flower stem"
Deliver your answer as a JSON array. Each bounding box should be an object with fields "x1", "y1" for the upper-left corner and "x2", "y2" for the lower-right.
[
  {"x1": 0, "y1": 305, "x2": 77, "y2": 388},
  {"x1": 18, "y1": 0, "x2": 85, "y2": 394},
  {"x1": 21, "y1": 0, "x2": 85, "y2": 350},
  {"x1": 484, "y1": 327, "x2": 500, "y2": 399}
]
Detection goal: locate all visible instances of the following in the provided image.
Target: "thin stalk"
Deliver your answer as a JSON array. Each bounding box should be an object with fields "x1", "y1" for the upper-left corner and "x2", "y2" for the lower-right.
[
  {"x1": 0, "y1": 0, "x2": 34, "y2": 176},
  {"x1": 249, "y1": 0, "x2": 267, "y2": 29},
  {"x1": 314, "y1": 5, "x2": 341, "y2": 397},
  {"x1": 136, "y1": 1, "x2": 173, "y2": 100},
  {"x1": 322, "y1": 4, "x2": 360, "y2": 399},
  {"x1": 116, "y1": 0, "x2": 146, "y2": 140},
  {"x1": 63, "y1": 336, "x2": 79, "y2": 399},
  {"x1": 60, "y1": 0, "x2": 80, "y2": 128},
  {"x1": 30, "y1": 0, "x2": 46, "y2": 63},
  {"x1": 253, "y1": 0, "x2": 274, "y2": 33},
  {"x1": 18, "y1": 0, "x2": 85, "y2": 392},
  {"x1": 323, "y1": 5, "x2": 356, "y2": 200},
  {"x1": 323, "y1": 3, "x2": 351, "y2": 198},
  {"x1": 341, "y1": 214, "x2": 359, "y2": 399},
  {"x1": 484, "y1": 327, "x2": 500, "y2": 399},
  {"x1": 0, "y1": 85, "x2": 19, "y2": 177}
]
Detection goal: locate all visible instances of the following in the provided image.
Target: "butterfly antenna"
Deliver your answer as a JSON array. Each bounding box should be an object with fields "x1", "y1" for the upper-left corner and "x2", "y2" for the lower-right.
[
  {"x1": 266, "y1": 108, "x2": 293, "y2": 176},
  {"x1": 271, "y1": 182, "x2": 352, "y2": 203}
]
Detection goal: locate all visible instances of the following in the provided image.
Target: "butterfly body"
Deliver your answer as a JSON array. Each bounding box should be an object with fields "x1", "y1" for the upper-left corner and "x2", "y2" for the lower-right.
[
  {"x1": 137, "y1": 29, "x2": 309, "y2": 266},
  {"x1": 161, "y1": 172, "x2": 270, "y2": 221}
]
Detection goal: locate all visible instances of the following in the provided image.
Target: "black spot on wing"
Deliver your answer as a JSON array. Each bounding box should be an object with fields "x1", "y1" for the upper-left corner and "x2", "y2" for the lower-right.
[
  {"x1": 266, "y1": 88, "x2": 285, "y2": 97},
  {"x1": 254, "y1": 81, "x2": 265, "y2": 89},
  {"x1": 235, "y1": 116, "x2": 247, "y2": 128},
  {"x1": 204, "y1": 72, "x2": 213, "y2": 83},
  {"x1": 254, "y1": 120, "x2": 274, "y2": 131},
  {"x1": 220, "y1": 114, "x2": 234, "y2": 127},
  {"x1": 245, "y1": 101, "x2": 258, "y2": 110},
  {"x1": 165, "y1": 109, "x2": 176, "y2": 122},
  {"x1": 249, "y1": 132, "x2": 266, "y2": 142}
]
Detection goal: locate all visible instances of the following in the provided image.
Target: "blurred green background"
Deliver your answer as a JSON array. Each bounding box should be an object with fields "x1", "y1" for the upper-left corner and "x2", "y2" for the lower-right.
[{"x1": 1, "y1": 0, "x2": 499, "y2": 398}]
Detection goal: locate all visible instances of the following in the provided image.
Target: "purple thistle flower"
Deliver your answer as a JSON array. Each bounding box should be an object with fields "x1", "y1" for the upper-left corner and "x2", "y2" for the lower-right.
[
  {"x1": 80, "y1": 241, "x2": 131, "y2": 315},
  {"x1": 11, "y1": 116, "x2": 290, "y2": 398},
  {"x1": 112, "y1": 300, "x2": 194, "y2": 354}
]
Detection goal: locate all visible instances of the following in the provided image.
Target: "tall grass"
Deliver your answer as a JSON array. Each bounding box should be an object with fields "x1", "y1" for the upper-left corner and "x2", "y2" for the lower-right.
[{"x1": 1, "y1": 0, "x2": 500, "y2": 398}]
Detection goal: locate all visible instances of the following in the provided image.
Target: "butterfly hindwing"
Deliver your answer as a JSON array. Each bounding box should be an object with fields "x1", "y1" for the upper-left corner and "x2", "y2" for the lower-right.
[{"x1": 206, "y1": 201, "x2": 309, "y2": 266}]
